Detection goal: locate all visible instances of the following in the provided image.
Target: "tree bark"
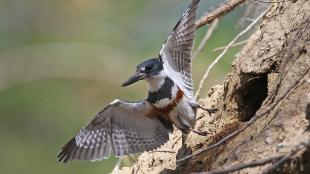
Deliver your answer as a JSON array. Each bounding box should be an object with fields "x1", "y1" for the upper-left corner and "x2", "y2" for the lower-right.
[{"x1": 120, "y1": 0, "x2": 310, "y2": 173}]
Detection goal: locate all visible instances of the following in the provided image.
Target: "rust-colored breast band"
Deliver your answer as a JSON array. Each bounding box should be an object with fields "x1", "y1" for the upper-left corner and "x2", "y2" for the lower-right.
[{"x1": 146, "y1": 89, "x2": 184, "y2": 118}]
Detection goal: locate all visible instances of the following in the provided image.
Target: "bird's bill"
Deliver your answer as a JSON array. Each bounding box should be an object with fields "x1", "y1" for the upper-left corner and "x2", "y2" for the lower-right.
[{"x1": 122, "y1": 72, "x2": 147, "y2": 87}]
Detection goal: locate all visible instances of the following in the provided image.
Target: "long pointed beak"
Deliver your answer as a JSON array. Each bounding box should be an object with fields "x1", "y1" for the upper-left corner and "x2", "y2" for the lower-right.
[{"x1": 122, "y1": 72, "x2": 146, "y2": 87}]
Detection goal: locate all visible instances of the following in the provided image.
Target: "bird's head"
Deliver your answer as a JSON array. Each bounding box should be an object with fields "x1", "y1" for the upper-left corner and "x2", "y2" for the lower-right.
[{"x1": 122, "y1": 58, "x2": 164, "y2": 87}]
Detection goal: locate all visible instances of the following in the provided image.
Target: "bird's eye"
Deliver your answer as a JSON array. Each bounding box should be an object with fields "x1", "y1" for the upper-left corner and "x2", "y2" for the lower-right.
[{"x1": 145, "y1": 65, "x2": 152, "y2": 71}]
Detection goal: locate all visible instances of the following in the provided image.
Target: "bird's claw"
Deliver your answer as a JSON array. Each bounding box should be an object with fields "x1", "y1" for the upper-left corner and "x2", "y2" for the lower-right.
[
  {"x1": 199, "y1": 106, "x2": 218, "y2": 115},
  {"x1": 191, "y1": 129, "x2": 209, "y2": 136}
]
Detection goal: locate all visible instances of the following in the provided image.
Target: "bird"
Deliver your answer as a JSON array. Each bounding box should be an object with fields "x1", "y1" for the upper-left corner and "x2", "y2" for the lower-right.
[{"x1": 58, "y1": 0, "x2": 215, "y2": 163}]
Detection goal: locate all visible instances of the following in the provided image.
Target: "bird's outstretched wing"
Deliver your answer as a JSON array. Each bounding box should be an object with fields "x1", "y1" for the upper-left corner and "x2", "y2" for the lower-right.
[
  {"x1": 58, "y1": 100, "x2": 171, "y2": 163},
  {"x1": 160, "y1": 0, "x2": 199, "y2": 100}
]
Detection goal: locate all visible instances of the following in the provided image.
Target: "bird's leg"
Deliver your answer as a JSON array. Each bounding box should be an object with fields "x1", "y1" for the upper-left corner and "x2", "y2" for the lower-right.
[
  {"x1": 176, "y1": 132, "x2": 192, "y2": 162},
  {"x1": 111, "y1": 157, "x2": 122, "y2": 174},
  {"x1": 181, "y1": 132, "x2": 187, "y2": 146},
  {"x1": 198, "y1": 105, "x2": 218, "y2": 115}
]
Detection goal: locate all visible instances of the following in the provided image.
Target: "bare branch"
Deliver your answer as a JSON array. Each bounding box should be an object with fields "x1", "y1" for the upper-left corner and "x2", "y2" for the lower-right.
[
  {"x1": 192, "y1": 19, "x2": 219, "y2": 59},
  {"x1": 193, "y1": 138, "x2": 310, "y2": 174},
  {"x1": 252, "y1": 0, "x2": 284, "y2": 3},
  {"x1": 195, "y1": 7, "x2": 270, "y2": 100},
  {"x1": 111, "y1": 158, "x2": 122, "y2": 174},
  {"x1": 149, "y1": 150, "x2": 175, "y2": 154},
  {"x1": 262, "y1": 140, "x2": 310, "y2": 174},
  {"x1": 195, "y1": 0, "x2": 247, "y2": 30},
  {"x1": 212, "y1": 40, "x2": 248, "y2": 52},
  {"x1": 194, "y1": 155, "x2": 283, "y2": 174},
  {"x1": 128, "y1": 155, "x2": 146, "y2": 174}
]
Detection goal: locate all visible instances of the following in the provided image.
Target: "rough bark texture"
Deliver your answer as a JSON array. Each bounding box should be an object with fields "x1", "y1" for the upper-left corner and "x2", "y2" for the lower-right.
[{"x1": 120, "y1": 0, "x2": 310, "y2": 173}]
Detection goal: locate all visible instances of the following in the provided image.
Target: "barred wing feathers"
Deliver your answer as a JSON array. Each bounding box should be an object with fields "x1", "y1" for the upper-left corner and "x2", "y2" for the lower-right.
[
  {"x1": 160, "y1": 0, "x2": 199, "y2": 100},
  {"x1": 58, "y1": 100, "x2": 170, "y2": 163}
]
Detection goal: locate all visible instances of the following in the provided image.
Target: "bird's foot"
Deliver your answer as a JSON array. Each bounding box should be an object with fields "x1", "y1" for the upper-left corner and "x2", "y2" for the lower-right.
[
  {"x1": 176, "y1": 144, "x2": 192, "y2": 164},
  {"x1": 191, "y1": 129, "x2": 209, "y2": 136},
  {"x1": 198, "y1": 106, "x2": 218, "y2": 115}
]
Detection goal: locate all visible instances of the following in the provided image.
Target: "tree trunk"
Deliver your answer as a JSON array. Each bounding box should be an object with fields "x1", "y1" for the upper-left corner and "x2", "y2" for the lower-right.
[{"x1": 120, "y1": 0, "x2": 310, "y2": 173}]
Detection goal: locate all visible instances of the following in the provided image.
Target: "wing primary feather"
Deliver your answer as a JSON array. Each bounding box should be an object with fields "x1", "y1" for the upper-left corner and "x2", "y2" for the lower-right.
[
  {"x1": 77, "y1": 130, "x2": 92, "y2": 160},
  {"x1": 85, "y1": 134, "x2": 95, "y2": 160},
  {"x1": 68, "y1": 142, "x2": 78, "y2": 161},
  {"x1": 58, "y1": 100, "x2": 170, "y2": 162},
  {"x1": 160, "y1": 0, "x2": 199, "y2": 100},
  {"x1": 58, "y1": 137, "x2": 76, "y2": 163}
]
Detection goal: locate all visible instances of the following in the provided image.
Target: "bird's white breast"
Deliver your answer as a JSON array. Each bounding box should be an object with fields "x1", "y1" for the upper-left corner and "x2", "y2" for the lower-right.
[{"x1": 153, "y1": 84, "x2": 179, "y2": 108}]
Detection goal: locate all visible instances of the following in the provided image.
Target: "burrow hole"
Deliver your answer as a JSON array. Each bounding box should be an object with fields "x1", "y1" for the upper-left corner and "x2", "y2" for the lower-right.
[{"x1": 236, "y1": 73, "x2": 268, "y2": 122}]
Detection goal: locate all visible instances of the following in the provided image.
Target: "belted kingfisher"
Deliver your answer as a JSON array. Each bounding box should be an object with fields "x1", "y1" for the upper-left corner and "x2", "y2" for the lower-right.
[{"x1": 58, "y1": 0, "x2": 214, "y2": 163}]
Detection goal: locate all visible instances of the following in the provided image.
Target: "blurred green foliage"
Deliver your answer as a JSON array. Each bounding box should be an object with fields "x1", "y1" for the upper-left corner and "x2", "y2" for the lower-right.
[{"x1": 0, "y1": 0, "x2": 246, "y2": 173}]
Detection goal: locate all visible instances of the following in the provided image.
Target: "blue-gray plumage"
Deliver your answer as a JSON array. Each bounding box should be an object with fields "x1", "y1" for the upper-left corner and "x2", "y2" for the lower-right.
[{"x1": 57, "y1": 0, "x2": 212, "y2": 164}]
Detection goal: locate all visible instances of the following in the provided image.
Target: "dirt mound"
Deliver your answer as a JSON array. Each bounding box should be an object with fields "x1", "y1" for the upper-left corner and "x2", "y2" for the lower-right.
[{"x1": 120, "y1": 0, "x2": 310, "y2": 173}]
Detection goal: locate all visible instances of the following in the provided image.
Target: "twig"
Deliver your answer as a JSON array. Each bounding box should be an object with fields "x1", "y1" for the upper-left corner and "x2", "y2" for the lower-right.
[
  {"x1": 245, "y1": 18, "x2": 256, "y2": 22},
  {"x1": 262, "y1": 152, "x2": 294, "y2": 174},
  {"x1": 262, "y1": 140, "x2": 310, "y2": 174},
  {"x1": 172, "y1": 135, "x2": 182, "y2": 149},
  {"x1": 177, "y1": 123, "x2": 249, "y2": 163},
  {"x1": 128, "y1": 155, "x2": 145, "y2": 174},
  {"x1": 134, "y1": 164, "x2": 141, "y2": 174},
  {"x1": 111, "y1": 157, "x2": 122, "y2": 174},
  {"x1": 195, "y1": 0, "x2": 247, "y2": 30},
  {"x1": 192, "y1": 19, "x2": 219, "y2": 59},
  {"x1": 128, "y1": 155, "x2": 146, "y2": 174},
  {"x1": 149, "y1": 150, "x2": 175, "y2": 154},
  {"x1": 212, "y1": 40, "x2": 248, "y2": 52},
  {"x1": 252, "y1": 0, "x2": 284, "y2": 3},
  {"x1": 195, "y1": 7, "x2": 270, "y2": 100},
  {"x1": 194, "y1": 155, "x2": 283, "y2": 174},
  {"x1": 195, "y1": 139, "x2": 310, "y2": 174},
  {"x1": 177, "y1": 66, "x2": 309, "y2": 163}
]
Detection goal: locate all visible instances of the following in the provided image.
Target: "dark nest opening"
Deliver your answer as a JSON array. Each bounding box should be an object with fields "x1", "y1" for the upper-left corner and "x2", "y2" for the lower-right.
[{"x1": 236, "y1": 73, "x2": 268, "y2": 122}]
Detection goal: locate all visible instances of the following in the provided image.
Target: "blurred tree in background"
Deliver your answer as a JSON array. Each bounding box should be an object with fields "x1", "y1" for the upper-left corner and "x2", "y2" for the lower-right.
[{"x1": 0, "y1": 0, "x2": 246, "y2": 173}]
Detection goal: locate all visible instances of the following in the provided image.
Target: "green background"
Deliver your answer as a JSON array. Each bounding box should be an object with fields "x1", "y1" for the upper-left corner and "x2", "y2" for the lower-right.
[{"x1": 0, "y1": 0, "x2": 246, "y2": 173}]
